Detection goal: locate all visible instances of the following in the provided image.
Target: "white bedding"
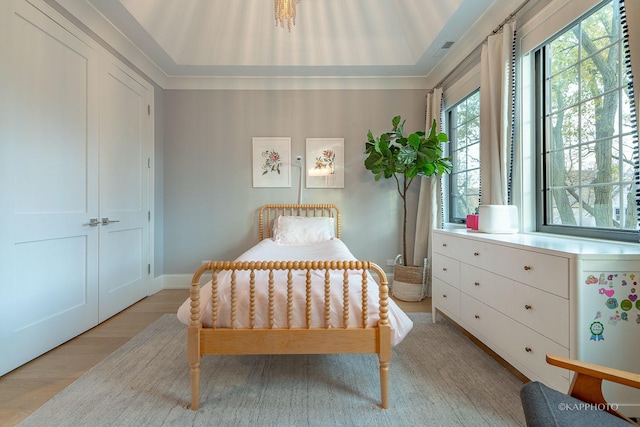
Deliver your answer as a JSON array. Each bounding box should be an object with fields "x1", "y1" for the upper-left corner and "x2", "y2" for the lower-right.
[{"x1": 177, "y1": 239, "x2": 413, "y2": 346}]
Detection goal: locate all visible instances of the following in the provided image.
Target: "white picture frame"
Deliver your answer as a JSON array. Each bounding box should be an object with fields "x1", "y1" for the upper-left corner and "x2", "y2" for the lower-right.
[
  {"x1": 252, "y1": 137, "x2": 291, "y2": 188},
  {"x1": 305, "y1": 138, "x2": 344, "y2": 188}
]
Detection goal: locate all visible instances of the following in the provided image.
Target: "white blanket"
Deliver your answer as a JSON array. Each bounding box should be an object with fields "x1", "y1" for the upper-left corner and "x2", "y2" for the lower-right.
[{"x1": 177, "y1": 239, "x2": 413, "y2": 346}]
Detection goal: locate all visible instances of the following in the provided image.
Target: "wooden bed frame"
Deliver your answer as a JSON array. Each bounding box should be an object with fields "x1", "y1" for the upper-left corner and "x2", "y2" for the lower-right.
[{"x1": 187, "y1": 204, "x2": 391, "y2": 410}]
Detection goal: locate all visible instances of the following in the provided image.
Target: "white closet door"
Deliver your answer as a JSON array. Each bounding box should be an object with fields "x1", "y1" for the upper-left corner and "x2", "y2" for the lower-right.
[
  {"x1": 0, "y1": 1, "x2": 100, "y2": 375},
  {"x1": 98, "y1": 61, "x2": 151, "y2": 322}
]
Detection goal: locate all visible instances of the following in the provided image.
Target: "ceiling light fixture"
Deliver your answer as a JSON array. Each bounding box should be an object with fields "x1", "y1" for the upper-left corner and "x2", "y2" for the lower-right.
[{"x1": 275, "y1": 0, "x2": 300, "y2": 32}]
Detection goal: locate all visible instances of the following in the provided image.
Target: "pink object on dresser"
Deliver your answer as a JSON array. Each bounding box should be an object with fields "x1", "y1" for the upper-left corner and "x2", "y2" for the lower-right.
[{"x1": 466, "y1": 214, "x2": 479, "y2": 230}]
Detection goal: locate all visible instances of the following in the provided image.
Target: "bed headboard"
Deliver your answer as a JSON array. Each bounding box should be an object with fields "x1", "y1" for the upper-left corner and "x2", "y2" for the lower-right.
[{"x1": 259, "y1": 204, "x2": 341, "y2": 241}]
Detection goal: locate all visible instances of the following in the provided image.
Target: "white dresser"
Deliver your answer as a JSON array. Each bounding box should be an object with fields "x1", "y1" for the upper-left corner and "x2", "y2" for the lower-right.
[{"x1": 432, "y1": 229, "x2": 640, "y2": 416}]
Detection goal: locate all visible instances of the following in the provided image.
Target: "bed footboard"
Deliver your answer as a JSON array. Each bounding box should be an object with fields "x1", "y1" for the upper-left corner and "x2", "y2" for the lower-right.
[{"x1": 187, "y1": 260, "x2": 390, "y2": 410}]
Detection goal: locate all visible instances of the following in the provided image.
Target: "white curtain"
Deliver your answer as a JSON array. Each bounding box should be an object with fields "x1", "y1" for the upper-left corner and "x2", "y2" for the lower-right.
[
  {"x1": 412, "y1": 88, "x2": 443, "y2": 298},
  {"x1": 480, "y1": 22, "x2": 516, "y2": 205}
]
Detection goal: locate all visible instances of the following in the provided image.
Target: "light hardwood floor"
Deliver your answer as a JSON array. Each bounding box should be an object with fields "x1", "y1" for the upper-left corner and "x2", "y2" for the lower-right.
[{"x1": 0, "y1": 290, "x2": 431, "y2": 426}]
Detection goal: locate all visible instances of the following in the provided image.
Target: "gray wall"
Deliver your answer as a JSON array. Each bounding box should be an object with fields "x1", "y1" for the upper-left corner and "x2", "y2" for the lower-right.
[{"x1": 163, "y1": 89, "x2": 428, "y2": 274}]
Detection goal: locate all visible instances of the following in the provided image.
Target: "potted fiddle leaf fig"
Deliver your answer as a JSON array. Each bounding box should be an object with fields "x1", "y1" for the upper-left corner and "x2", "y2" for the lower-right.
[{"x1": 364, "y1": 115, "x2": 452, "y2": 300}]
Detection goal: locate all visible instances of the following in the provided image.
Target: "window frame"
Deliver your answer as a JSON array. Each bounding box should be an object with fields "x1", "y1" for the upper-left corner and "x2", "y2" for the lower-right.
[
  {"x1": 446, "y1": 89, "x2": 481, "y2": 224},
  {"x1": 534, "y1": 0, "x2": 637, "y2": 242}
]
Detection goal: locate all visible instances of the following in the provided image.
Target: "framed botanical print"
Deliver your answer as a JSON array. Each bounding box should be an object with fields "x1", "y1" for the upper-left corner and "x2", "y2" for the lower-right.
[
  {"x1": 252, "y1": 137, "x2": 291, "y2": 187},
  {"x1": 305, "y1": 138, "x2": 344, "y2": 188}
]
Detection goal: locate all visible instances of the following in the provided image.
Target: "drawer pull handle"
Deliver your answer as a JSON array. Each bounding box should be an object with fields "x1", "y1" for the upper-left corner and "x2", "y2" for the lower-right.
[
  {"x1": 525, "y1": 347, "x2": 532, "y2": 353},
  {"x1": 442, "y1": 243, "x2": 447, "y2": 247},
  {"x1": 474, "y1": 282, "x2": 480, "y2": 286},
  {"x1": 525, "y1": 304, "x2": 532, "y2": 310},
  {"x1": 474, "y1": 252, "x2": 480, "y2": 256},
  {"x1": 474, "y1": 314, "x2": 480, "y2": 319},
  {"x1": 442, "y1": 268, "x2": 447, "y2": 271},
  {"x1": 442, "y1": 294, "x2": 447, "y2": 298},
  {"x1": 524, "y1": 265, "x2": 532, "y2": 271}
]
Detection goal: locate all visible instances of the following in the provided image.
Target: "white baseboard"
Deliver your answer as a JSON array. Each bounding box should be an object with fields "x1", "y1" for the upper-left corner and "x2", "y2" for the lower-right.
[
  {"x1": 149, "y1": 275, "x2": 165, "y2": 294},
  {"x1": 161, "y1": 274, "x2": 192, "y2": 289}
]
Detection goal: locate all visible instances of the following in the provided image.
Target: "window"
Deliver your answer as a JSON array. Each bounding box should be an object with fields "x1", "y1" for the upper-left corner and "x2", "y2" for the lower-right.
[
  {"x1": 447, "y1": 90, "x2": 481, "y2": 223},
  {"x1": 536, "y1": 0, "x2": 637, "y2": 240}
]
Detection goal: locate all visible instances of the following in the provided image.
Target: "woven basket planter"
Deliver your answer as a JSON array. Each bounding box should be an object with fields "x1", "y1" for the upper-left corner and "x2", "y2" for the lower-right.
[{"x1": 391, "y1": 263, "x2": 426, "y2": 302}]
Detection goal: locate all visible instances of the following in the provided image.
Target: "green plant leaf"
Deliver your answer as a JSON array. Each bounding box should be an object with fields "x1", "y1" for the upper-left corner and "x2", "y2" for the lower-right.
[
  {"x1": 398, "y1": 145, "x2": 417, "y2": 164},
  {"x1": 407, "y1": 133, "x2": 420, "y2": 149},
  {"x1": 427, "y1": 119, "x2": 437, "y2": 137},
  {"x1": 392, "y1": 115, "x2": 401, "y2": 131},
  {"x1": 367, "y1": 130, "x2": 376, "y2": 144}
]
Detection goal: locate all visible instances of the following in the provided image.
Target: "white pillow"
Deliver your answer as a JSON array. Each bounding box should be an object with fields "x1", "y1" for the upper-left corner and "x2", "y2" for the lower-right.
[{"x1": 274, "y1": 215, "x2": 336, "y2": 245}]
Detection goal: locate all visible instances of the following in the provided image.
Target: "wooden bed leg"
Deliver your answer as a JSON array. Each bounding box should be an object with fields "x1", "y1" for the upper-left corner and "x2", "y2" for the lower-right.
[
  {"x1": 380, "y1": 359, "x2": 389, "y2": 409},
  {"x1": 379, "y1": 324, "x2": 392, "y2": 409},
  {"x1": 190, "y1": 361, "x2": 200, "y2": 410},
  {"x1": 187, "y1": 325, "x2": 201, "y2": 410}
]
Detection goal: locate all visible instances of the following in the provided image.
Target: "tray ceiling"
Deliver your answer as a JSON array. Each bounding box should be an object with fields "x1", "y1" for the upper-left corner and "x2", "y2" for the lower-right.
[{"x1": 58, "y1": 0, "x2": 527, "y2": 89}]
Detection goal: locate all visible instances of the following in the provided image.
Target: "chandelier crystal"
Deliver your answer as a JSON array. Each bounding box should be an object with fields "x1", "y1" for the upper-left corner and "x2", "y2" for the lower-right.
[{"x1": 275, "y1": 0, "x2": 301, "y2": 32}]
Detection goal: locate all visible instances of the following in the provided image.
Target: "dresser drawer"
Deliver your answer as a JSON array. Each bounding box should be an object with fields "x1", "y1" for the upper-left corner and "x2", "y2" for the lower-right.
[
  {"x1": 501, "y1": 313, "x2": 570, "y2": 389},
  {"x1": 432, "y1": 253, "x2": 461, "y2": 288},
  {"x1": 460, "y1": 264, "x2": 569, "y2": 346},
  {"x1": 457, "y1": 240, "x2": 569, "y2": 298},
  {"x1": 461, "y1": 294, "x2": 569, "y2": 390},
  {"x1": 455, "y1": 238, "x2": 494, "y2": 269},
  {"x1": 433, "y1": 278, "x2": 460, "y2": 320},
  {"x1": 491, "y1": 245, "x2": 568, "y2": 298},
  {"x1": 433, "y1": 232, "x2": 466, "y2": 258}
]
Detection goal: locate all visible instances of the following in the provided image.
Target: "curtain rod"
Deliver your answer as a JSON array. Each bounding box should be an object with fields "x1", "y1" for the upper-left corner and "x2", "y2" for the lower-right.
[{"x1": 432, "y1": 0, "x2": 532, "y2": 90}]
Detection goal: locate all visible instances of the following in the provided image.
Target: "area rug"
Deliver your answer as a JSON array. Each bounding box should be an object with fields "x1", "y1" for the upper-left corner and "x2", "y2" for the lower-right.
[{"x1": 18, "y1": 313, "x2": 526, "y2": 426}]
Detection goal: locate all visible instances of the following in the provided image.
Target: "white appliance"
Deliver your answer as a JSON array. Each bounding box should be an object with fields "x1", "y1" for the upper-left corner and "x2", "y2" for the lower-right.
[{"x1": 477, "y1": 205, "x2": 518, "y2": 233}]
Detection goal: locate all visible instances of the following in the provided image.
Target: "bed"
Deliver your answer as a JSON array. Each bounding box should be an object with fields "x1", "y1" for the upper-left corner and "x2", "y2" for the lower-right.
[{"x1": 177, "y1": 204, "x2": 413, "y2": 410}]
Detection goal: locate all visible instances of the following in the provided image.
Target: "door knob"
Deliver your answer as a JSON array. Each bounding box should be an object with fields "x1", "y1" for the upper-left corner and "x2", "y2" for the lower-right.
[{"x1": 101, "y1": 218, "x2": 120, "y2": 225}]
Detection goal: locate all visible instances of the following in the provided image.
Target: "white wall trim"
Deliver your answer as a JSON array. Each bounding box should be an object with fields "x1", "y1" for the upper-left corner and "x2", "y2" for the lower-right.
[
  {"x1": 51, "y1": 0, "x2": 168, "y2": 87},
  {"x1": 162, "y1": 274, "x2": 199, "y2": 290},
  {"x1": 162, "y1": 75, "x2": 433, "y2": 91},
  {"x1": 149, "y1": 275, "x2": 165, "y2": 294}
]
